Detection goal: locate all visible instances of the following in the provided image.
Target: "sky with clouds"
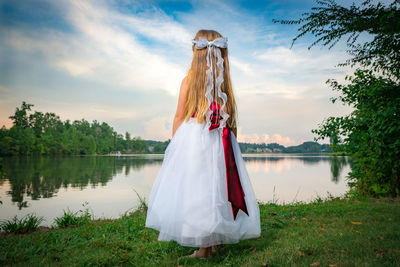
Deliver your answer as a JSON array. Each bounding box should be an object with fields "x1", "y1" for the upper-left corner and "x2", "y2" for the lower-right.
[{"x1": 0, "y1": 0, "x2": 377, "y2": 145}]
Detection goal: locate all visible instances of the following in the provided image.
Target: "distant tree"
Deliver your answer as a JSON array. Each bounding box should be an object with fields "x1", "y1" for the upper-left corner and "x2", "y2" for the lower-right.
[
  {"x1": 8, "y1": 127, "x2": 35, "y2": 155},
  {"x1": 8, "y1": 101, "x2": 33, "y2": 129},
  {"x1": 125, "y1": 131, "x2": 131, "y2": 151},
  {"x1": 151, "y1": 139, "x2": 170, "y2": 153},
  {"x1": 28, "y1": 111, "x2": 45, "y2": 137},
  {"x1": 115, "y1": 133, "x2": 125, "y2": 151},
  {"x1": 73, "y1": 119, "x2": 91, "y2": 136},
  {"x1": 0, "y1": 136, "x2": 15, "y2": 156},
  {"x1": 132, "y1": 137, "x2": 148, "y2": 153},
  {"x1": 81, "y1": 135, "x2": 96, "y2": 154},
  {"x1": 266, "y1": 143, "x2": 285, "y2": 151},
  {"x1": 283, "y1": 141, "x2": 325, "y2": 153},
  {"x1": 125, "y1": 132, "x2": 131, "y2": 141}
]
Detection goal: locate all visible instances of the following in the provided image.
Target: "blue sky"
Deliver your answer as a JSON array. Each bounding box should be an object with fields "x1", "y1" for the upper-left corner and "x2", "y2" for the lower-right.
[{"x1": 0, "y1": 0, "x2": 374, "y2": 145}]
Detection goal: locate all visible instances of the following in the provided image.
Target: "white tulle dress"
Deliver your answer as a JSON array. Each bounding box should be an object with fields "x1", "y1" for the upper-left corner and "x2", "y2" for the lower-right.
[{"x1": 145, "y1": 117, "x2": 261, "y2": 247}]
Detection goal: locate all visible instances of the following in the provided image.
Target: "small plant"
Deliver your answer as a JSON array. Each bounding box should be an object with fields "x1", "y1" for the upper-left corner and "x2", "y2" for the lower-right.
[
  {"x1": 325, "y1": 191, "x2": 342, "y2": 202},
  {"x1": 0, "y1": 213, "x2": 44, "y2": 234},
  {"x1": 133, "y1": 189, "x2": 148, "y2": 213},
  {"x1": 312, "y1": 193, "x2": 324, "y2": 204},
  {"x1": 271, "y1": 185, "x2": 279, "y2": 204},
  {"x1": 54, "y1": 202, "x2": 92, "y2": 228}
]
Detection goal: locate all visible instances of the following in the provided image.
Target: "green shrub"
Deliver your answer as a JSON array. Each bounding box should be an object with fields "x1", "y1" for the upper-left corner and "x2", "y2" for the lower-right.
[
  {"x1": 0, "y1": 213, "x2": 44, "y2": 233},
  {"x1": 54, "y1": 204, "x2": 92, "y2": 228}
]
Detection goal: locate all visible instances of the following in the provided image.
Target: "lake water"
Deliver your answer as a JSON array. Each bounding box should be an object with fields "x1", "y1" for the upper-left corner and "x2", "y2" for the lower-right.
[{"x1": 0, "y1": 154, "x2": 351, "y2": 226}]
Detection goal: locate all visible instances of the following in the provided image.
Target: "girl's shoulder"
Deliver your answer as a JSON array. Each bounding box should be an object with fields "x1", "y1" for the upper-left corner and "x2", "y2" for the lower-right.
[
  {"x1": 180, "y1": 75, "x2": 188, "y2": 89},
  {"x1": 179, "y1": 76, "x2": 189, "y2": 96},
  {"x1": 178, "y1": 76, "x2": 189, "y2": 99}
]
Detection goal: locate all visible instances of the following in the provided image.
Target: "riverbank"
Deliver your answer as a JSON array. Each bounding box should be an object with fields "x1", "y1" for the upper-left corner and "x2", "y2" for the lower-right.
[{"x1": 1, "y1": 194, "x2": 399, "y2": 266}]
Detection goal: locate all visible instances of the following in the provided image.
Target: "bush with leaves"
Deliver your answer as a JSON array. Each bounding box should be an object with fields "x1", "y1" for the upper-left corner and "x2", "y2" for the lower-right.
[{"x1": 312, "y1": 69, "x2": 400, "y2": 196}]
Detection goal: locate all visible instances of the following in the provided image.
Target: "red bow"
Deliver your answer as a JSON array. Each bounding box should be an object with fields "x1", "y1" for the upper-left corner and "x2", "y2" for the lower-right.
[{"x1": 209, "y1": 101, "x2": 222, "y2": 131}]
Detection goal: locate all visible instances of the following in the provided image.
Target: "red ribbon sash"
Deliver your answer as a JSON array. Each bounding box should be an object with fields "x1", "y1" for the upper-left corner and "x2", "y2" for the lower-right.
[
  {"x1": 193, "y1": 101, "x2": 249, "y2": 220},
  {"x1": 222, "y1": 127, "x2": 249, "y2": 220}
]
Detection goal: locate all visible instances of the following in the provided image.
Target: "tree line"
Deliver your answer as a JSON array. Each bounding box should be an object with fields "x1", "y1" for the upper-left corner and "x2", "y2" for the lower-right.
[
  {"x1": 239, "y1": 141, "x2": 332, "y2": 153},
  {"x1": 0, "y1": 102, "x2": 332, "y2": 157},
  {"x1": 0, "y1": 102, "x2": 150, "y2": 156}
]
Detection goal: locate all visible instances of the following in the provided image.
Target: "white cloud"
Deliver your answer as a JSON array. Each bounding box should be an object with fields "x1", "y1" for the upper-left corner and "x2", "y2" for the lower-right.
[
  {"x1": 230, "y1": 56, "x2": 255, "y2": 76},
  {"x1": 143, "y1": 116, "x2": 172, "y2": 141},
  {"x1": 257, "y1": 46, "x2": 308, "y2": 67},
  {"x1": 237, "y1": 127, "x2": 296, "y2": 146},
  {"x1": 3, "y1": 0, "x2": 192, "y2": 95}
]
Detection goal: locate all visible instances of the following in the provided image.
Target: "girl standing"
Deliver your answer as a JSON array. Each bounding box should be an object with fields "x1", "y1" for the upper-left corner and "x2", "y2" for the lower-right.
[{"x1": 145, "y1": 29, "x2": 261, "y2": 258}]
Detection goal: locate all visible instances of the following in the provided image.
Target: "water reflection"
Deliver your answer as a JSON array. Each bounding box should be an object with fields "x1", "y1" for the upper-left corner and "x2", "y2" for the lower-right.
[
  {"x1": 242, "y1": 154, "x2": 351, "y2": 204},
  {"x1": 0, "y1": 156, "x2": 163, "y2": 210},
  {"x1": 243, "y1": 154, "x2": 351, "y2": 184},
  {"x1": 330, "y1": 156, "x2": 350, "y2": 183},
  {"x1": 0, "y1": 154, "x2": 351, "y2": 225}
]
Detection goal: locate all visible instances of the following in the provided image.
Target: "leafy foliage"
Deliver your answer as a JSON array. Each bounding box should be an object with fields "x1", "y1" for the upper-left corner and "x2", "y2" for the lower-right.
[{"x1": 273, "y1": 0, "x2": 400, "y2": 79}]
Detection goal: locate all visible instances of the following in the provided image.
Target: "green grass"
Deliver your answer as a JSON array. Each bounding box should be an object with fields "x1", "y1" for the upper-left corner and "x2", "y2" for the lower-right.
[{"x1": 0, "y1": 194, "x2": 399, "y2": 266}]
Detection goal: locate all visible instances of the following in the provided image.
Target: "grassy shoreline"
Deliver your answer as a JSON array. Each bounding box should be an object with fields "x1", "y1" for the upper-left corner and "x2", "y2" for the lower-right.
[{"x1": 1, "y1": 194, "x2": 399, "y2": 266}]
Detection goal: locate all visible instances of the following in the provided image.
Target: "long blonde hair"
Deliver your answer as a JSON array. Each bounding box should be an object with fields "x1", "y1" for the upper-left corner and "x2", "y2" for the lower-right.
[{"x1": 184, "y1": 29, "x2": 237, "y2": 132}]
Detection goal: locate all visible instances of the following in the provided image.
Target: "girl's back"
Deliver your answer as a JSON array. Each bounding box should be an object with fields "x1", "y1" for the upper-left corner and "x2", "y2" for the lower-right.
[{"x1": 145, "y1": 29, "x2": 261, "y2": 250}]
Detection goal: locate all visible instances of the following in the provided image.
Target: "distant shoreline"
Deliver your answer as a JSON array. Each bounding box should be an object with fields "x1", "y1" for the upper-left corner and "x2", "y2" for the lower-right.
[
  {"x1": 104, "y1": 151, "x2": 349, "y2": 156},
  {"x1": 0, "y1": 151, "x2": 349, "y2": 157}
]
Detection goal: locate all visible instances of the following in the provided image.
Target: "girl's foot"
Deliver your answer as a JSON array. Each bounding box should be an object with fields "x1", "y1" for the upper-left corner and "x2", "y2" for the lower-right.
[{"x1": 183, "y1": 247, "x2": 212, "y2": 258}]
